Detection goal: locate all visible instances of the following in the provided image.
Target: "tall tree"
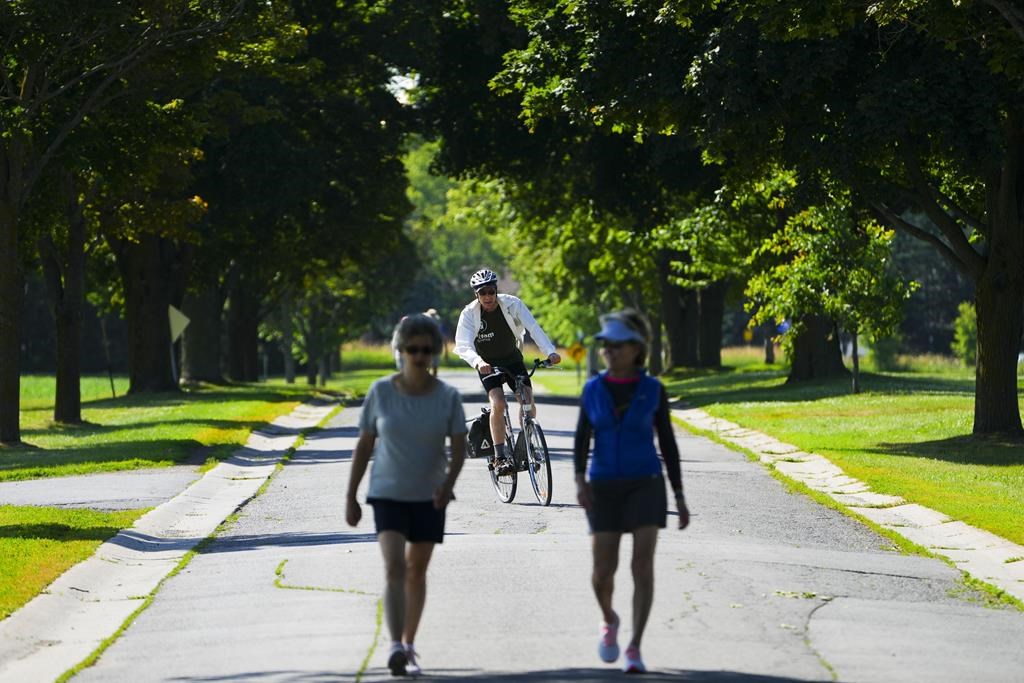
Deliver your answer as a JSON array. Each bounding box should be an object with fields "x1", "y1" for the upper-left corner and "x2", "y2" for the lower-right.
[
  {"x1": 0, "y1": 1, "x2": 243, "y2": 442},
  {"x1": 498, "y1": 0, "x2": 1024, "y2": 434}
]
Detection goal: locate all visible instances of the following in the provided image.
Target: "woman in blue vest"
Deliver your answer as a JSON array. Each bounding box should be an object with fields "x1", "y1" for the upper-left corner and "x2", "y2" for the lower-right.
[{"x1": 574, "y1": 309, "x2": 690, "y2": 674}]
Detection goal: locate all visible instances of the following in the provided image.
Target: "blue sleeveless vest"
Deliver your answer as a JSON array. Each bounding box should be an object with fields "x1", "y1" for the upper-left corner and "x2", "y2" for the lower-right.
[{"x1": 582, "y1": 371, "x2": 662, "y2": 481}]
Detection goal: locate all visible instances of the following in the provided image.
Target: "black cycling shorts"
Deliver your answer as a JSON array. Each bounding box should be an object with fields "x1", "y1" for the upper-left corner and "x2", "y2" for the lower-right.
[
  {"x1": 586, "y1": 475, "x2": 667, "y2": 533},
  {"x1": 368, "y1": 498, "x2": 446, "y2": 544},
  {"x1": 479, "y1": 359, "x2": 532, "y2": 395}
]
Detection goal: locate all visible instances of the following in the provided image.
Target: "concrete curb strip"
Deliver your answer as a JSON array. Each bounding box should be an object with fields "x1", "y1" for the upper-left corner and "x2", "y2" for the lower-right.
[
  {"x1": 0, "y1": 401, "x2": 337, "y2": 683},
  {"x1": 673, "y1": 406, "x2": 1024, "y2": 604}
]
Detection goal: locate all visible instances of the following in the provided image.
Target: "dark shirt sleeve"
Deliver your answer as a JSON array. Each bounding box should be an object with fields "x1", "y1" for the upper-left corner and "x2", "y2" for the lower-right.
[
  {"x1": 655, "y1": 384, "x2": 683, "y2": 494},
  {"x1": 573, "y1": 405, "x2": 592, "y2": 476}
]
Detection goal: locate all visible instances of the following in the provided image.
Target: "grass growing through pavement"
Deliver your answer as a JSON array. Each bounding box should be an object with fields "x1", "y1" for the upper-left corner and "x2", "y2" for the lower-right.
[
  {"x1": 0, "y1": 504, "x2": 146, "y2": 619},
  {"x1": 533, "y1": 347, "x2": 1024, "y2": 546}
]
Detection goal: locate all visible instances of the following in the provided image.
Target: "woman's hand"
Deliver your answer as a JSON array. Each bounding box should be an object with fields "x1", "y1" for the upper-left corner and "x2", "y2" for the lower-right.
[
  {"x1": 575, "y1": 478, "x2": 593, "y2": 512},
  {"x1": 675, "y1": 492, "x2": 690, "y2": 530},
  {"x1": 345, "y1": 497, "x2": 362, "y2": 527},
  {"x1": 433, "y1": 483, "x2": 455, "y2": 510}
]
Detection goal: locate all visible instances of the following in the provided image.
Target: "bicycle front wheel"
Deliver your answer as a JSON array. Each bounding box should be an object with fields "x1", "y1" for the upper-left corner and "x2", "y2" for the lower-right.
[
  {"x1": 525, "y1": 422, "x2": 552, "y2": 506},
  {"x1": 489, "y1": 461, "x2": 517, "y2": 503}
]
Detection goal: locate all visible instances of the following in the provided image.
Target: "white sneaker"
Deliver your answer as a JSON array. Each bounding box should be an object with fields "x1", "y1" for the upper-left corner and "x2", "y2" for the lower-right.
[
  {"x1": 387, "y1": 641, "x2": 407, "y2": 676},
  {"x1": 623, "y1": 646, "x2": 646, "y2": 674},
  {"x1": 405, "y1": 645, "x2": 421, "y2": 677},
  {"x1": 598, "y1": 618, "x2": 620, "y2": 663}
]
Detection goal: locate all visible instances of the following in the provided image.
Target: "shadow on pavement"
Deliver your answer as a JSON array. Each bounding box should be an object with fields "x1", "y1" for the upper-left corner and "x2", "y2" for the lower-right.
[
  {"x1": 204, "y1": 531, "x2": 380, "y2": 553},
  {"x1": 422, "y1": 670, "x2": 809, "y2": 682},
  {"x1": 101, "y1": 530, "x2": 380, "y2": 554},
  {"x1": 169, "y1": 667, "x2": 807, "y2": 682}
]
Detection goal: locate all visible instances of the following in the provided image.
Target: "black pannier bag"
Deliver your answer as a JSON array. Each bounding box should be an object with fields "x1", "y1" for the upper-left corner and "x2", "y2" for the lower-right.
[{"x1": 466, "y1": 408, "x2": 495, "y2": 458}]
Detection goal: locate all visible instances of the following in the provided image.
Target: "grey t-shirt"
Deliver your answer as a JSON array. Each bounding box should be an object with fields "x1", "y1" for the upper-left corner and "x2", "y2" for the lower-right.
[{"x1": 359, "y1": 376, "x2": 468, "y2": 502}]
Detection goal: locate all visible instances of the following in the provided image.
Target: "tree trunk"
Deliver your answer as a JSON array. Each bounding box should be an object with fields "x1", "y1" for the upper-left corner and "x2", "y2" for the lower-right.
[
  {"x1": 851, "y1": 332, "x2": 861, "y2": 394},
  {"x1": 281, "y1": 333, "x2": 296, "y2": 384},
  {"x1": 786, "y1": 315, "x2": 849, "y2": 383},
  {"x1": 973, "y1": 119, "x2": 1024, "y2": 434},
  {"x1": 276, "y1": 296, "x2": 297, "y2": 383},
  {"x1": 113, "y1": 233, "x2": 179, "y2": 393},
  {"x1": 39, "y1": 175, "x2": 87, "y2": 423},
  {"x1": 0, "y1": 135, "x2": 29, "y2": 444},
  {"x1": 697, "y1": 281, "x2": 726, "y2": 368},
  {"x1": 227, "y1": 276, "x2": 260, "y2": 382},
  {"x1": 658, "y1": 252, "x2": 698, "y2": 368},
  {"x1": 0, "y1": 200, "x2": 22, "y2": 444},
  {"x1": 763, "y1": 322, "x2": 776, "y2": 364},
  {"x1": 181, "y1": 285, "x2": 225, "y2": 384},
  {"x1": 648, "y1": 312, "x2": 663, "y2": 376},
  {"x1": 318, "y1": 354, "x2": 329, "y2": 387},
  {"x1": 679, "y1": 289, "x2": 700, "y2": 366}
]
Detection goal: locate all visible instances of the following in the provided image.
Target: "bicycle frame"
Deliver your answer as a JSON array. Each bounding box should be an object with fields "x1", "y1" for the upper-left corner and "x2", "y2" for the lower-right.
[{"x1": 483, "y1": 359, "x2": 554, "y2": 505}]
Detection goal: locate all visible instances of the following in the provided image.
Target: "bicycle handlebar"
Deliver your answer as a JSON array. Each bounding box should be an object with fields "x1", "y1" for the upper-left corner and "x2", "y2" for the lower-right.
[{"x1": 483, "y1": 358, "x2": 553, "y2": 382}]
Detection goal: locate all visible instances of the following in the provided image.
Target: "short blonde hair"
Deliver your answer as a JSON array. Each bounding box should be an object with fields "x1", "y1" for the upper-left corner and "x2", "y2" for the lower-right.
[{"x1": 391, "y1": 313, "x2": 443, "y2": 355}]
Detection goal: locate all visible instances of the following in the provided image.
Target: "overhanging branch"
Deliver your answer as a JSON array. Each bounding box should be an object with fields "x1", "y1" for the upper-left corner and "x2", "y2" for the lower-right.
[
  {"x1": 870, "y1": 201, "x2": 972, "y2": 278},
  {"x1": 22, "y1": 1, "x2": 246, "y2": 201},
  {"x1": 897, "y1": 139, "x2": 987, "y2": 280},
  {"x1": 983, "y1": 0, "x2": 1024, "y2": 44}
]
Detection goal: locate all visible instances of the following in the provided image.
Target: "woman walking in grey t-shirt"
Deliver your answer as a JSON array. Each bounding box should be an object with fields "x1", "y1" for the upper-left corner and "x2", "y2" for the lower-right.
[{"x1": 345, "y1": 314, "x2": 467, "y2": 677}]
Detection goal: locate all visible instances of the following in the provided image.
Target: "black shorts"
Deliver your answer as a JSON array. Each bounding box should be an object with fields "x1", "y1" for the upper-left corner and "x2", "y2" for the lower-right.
[
  {"x1": 368, "y1": 498, "x2": 446, "y2": 544},
  {"x1": 479, "y1": 359, "x2": 532, "y2": 394},
  {"x1": 587, "y1": 475, "x2": 667, "y2": 533}
]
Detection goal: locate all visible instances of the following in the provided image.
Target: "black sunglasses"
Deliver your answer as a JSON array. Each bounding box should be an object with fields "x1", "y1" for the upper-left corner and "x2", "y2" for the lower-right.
[
  {"x1": 602, "y1": 341, "x2": 628, "y2": 350},
  {"x1": 476, "y1": 288, "x2": 497, "y2": 297},
  {"x1": 404, "y1": 345, "x2": 435, "y2": 356}
]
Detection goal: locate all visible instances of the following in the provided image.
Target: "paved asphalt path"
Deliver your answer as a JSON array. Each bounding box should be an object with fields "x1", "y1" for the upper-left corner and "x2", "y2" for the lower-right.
[{"x1": 70, "y1": 371, "x2": 1024, "y2": 682}]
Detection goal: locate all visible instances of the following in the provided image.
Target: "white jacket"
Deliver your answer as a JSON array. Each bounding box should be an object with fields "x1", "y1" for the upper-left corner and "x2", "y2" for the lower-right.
[{"x1": 454, "y1": 293, "x2": 557, "y2": 370}]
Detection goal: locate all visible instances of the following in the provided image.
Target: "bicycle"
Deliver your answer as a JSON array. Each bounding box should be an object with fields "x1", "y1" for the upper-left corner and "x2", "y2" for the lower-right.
[{"x1": 468, "y1": 358, "x2": 554, "y2": 506}]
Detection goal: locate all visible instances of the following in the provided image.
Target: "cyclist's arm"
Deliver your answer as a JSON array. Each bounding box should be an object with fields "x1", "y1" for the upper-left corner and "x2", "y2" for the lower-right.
[
  {"x1": 513, "y1": 298, "x2": 558, "y2": 358},
  {"x1": 453, "y1": 307, "x2": 485, "y2": 369}
]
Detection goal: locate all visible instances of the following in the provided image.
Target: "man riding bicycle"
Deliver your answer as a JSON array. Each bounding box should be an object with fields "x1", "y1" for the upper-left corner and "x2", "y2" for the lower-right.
[{"x1": 454, "y1": 268, "x2": 562, "y2": 474}]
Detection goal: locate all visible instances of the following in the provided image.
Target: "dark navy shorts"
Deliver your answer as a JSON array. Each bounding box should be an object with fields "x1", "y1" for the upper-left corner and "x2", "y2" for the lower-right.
[
  {"x1": 479, "y1": 359, "x2": 532, "y2": 394},
  {"x1": 587, "y1": 475, "x2": 667, "y2": 533},
  {"x1": 368, "y1": 498, "x2": 446, "y2": 544}
]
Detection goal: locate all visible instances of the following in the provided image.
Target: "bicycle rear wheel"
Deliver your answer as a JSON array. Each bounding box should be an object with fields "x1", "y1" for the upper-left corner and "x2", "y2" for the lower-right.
[
  {"x1": 525, "y1": 422, "x2": 552, "y2": 506},
  {"x1": 489, "y1": 421, "x2": 517, "y2": 503}
]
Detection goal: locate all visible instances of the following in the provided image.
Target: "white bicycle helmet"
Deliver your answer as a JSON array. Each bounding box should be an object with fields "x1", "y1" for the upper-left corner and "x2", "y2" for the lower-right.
[{"x1": 469, "y1": 268, "x2": 498, "y2": 291}]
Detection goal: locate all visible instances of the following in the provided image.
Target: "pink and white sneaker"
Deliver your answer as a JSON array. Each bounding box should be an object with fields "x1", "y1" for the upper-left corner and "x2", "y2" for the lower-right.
[
  {"x1": 598, "y1": 618, "x2": 620, "y2": 663},
  {"x1": 623, "y1": 646, "x2": 646, "y2": 674}
]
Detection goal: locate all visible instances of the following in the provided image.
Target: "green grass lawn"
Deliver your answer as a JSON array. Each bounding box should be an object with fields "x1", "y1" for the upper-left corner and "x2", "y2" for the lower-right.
[
  {"x1": 7, "y1": 377, "x2": 328, "y2": 481},
  {"x1": 0, "y1": 504, "x2": 146, "y2": 619},
  {"x1": 653, "y1": 350, "x2": 1024, "y2": 547}
]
